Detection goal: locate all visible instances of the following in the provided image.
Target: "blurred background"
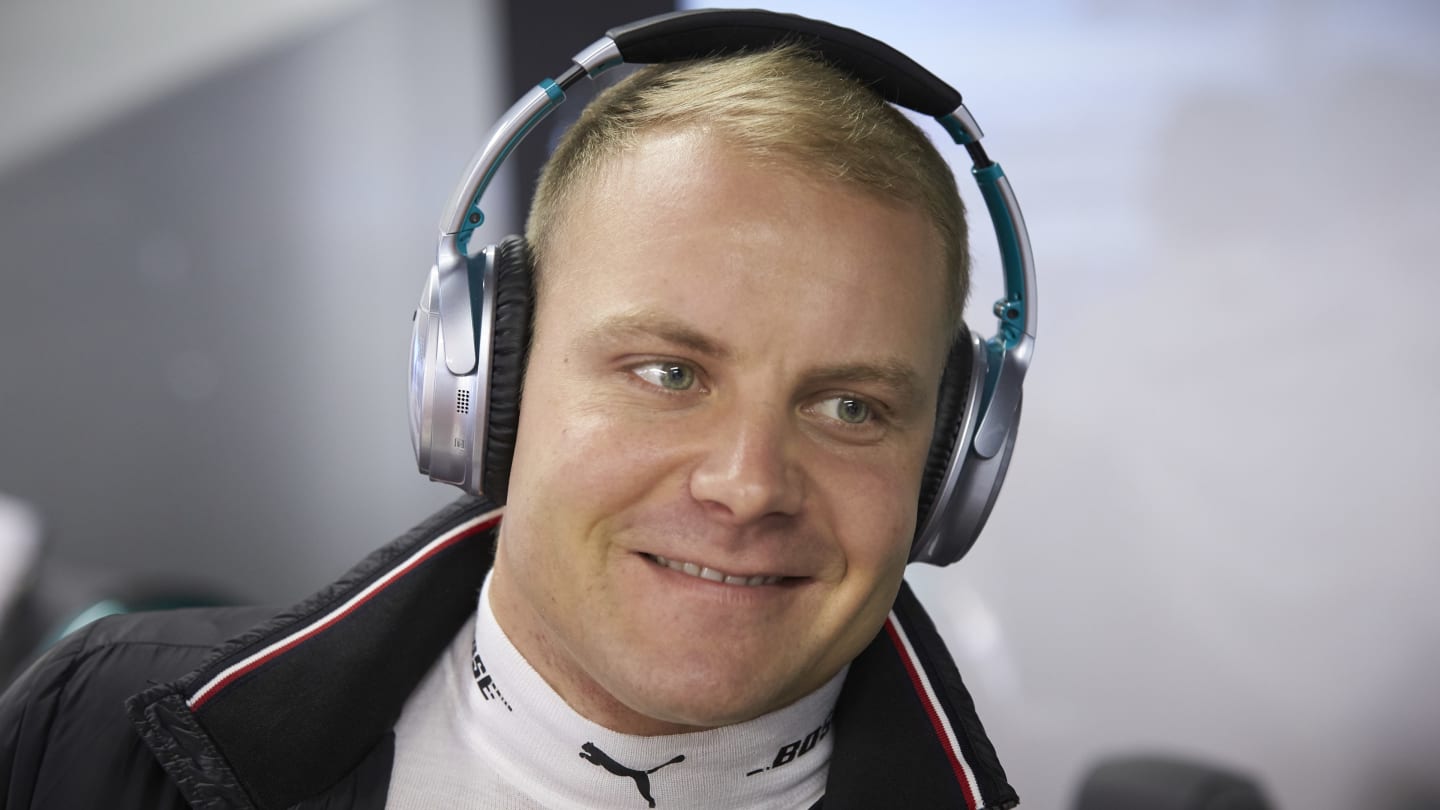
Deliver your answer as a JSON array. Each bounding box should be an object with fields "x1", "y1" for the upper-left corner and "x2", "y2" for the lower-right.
[{"x1": 1, "y1": 1, "x2": 1436, "y2": 808}]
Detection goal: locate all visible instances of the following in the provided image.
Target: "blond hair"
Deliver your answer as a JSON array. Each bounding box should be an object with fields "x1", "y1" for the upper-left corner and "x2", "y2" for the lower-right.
[{"x1": 525, "y1": 45, "x2": 969, "y2": 334}]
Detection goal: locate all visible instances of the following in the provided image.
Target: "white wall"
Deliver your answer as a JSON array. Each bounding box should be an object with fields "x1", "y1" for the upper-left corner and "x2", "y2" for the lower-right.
[
  {"x1": 676, "y1": 2, "x2": 1440, "y2": 808},
  {"x1": 0, "y1": 0, "x2": 378, "y2": 176}
]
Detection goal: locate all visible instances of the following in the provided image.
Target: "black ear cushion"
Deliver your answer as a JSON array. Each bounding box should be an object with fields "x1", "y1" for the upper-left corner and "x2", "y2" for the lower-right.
[
  {"x1": 915, "y1": 327, "x2": 974, "y2": 536},
  {"x1": 481, "y1": 235, "x2": 535, "y2": 504}
]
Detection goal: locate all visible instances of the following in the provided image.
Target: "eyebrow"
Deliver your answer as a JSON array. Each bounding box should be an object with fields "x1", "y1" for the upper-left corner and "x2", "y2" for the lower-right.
[
  {"x1": 580, "y1": 310, "x2": 735, "y2": 360},
  {"x1": 804, "y1": 361, "x2": 925, "y2": 408}
]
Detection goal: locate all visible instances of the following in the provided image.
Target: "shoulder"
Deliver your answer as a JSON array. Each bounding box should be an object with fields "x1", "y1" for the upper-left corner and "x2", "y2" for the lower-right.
[
  {"x1": 77, "y1": 605, "x2": 277, "y2": 653},
  {"x1": 29, "y1": 605, "x2": 277, "y2": 699},
  {"x1": 2, "y1": 605, "x2": 276, "y2": 725},
  {"x1": 0, "y1": 606, "x2": 274, "y2": 806}
]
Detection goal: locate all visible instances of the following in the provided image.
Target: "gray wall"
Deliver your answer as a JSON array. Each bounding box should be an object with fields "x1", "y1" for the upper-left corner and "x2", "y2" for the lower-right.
[{"x1": 0, "y1": 0, "x2": 508, "y2": 603}]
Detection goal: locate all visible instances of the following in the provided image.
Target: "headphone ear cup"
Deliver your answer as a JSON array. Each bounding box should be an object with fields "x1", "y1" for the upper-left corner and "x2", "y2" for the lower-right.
[
  {"x1": 480, "y1": 235, "x2": 535, "y2": 504},
  {"x1": 916, "y1": 328, "x2": 974, "y2": 533},
  {"x1": 913, "y1": 329, "x2": 1024, "y2": 566}
]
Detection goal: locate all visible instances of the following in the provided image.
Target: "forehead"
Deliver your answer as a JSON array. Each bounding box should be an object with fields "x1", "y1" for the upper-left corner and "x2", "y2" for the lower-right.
[{"x1": 540, "y1": 129, "x2": 952, "y2": 372}]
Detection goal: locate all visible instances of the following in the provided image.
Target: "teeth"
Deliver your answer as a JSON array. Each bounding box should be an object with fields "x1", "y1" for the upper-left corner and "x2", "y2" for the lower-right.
[{"x1": 651, "y1": 554, "x2": 782, "y2": 587}]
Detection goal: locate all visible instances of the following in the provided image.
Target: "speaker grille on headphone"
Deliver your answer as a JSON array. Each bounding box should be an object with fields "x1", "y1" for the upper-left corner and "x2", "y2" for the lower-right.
[{"x1": 456, "y1": 389, "x2": 471, "y2": 414}]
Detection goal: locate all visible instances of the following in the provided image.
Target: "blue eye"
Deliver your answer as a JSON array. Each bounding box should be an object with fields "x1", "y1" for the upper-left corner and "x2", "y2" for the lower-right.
[
  {"x1": 635, "y1": 363, "x2": 697, "y2": 391},
  {"x1": 817, "y1": 396, "x2": 872, "y2": 425}
]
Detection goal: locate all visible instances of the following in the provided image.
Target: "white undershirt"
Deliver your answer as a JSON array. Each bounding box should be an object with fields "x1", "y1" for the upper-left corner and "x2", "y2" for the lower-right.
[{"x1": 387, "y1": 573, "x2": 841, "y2": 810}]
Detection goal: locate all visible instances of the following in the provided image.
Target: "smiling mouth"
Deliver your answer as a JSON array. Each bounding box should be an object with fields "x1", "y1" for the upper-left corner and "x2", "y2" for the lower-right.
[{"x1": 645, "y1": 553, "x2": 786, "y2": 587}]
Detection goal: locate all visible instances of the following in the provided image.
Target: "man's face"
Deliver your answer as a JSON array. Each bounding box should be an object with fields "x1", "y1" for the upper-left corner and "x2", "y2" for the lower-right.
[{"x1": 491, "y1": 128, "x2": 952, "y2": 734}]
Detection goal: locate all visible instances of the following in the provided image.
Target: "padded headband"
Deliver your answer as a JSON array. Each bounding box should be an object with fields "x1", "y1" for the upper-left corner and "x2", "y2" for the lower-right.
[{"x1": 603, "y1": 9, "x2": 962, "y2": 116}]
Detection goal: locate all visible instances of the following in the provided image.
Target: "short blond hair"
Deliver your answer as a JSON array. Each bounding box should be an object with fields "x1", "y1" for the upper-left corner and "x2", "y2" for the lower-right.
[{"x1": 525, "y1": 45, "x2": 969, "y2": 334}]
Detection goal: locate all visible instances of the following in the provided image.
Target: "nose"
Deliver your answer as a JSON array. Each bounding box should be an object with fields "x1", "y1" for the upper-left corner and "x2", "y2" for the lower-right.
[{"x1": 688, "y1": 403, "x2": 805, "y2": 525}]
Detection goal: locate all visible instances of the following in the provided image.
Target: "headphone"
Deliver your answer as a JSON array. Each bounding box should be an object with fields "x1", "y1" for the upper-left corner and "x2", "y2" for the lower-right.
[{"x1": 409, "y1": 9, "x2": 1036, "y2": 567}]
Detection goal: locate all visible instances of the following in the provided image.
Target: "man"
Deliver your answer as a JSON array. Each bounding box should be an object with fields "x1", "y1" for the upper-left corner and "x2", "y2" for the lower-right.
[{"x1": 0, "y1": 43, "x2": 1018, "y2": 809}]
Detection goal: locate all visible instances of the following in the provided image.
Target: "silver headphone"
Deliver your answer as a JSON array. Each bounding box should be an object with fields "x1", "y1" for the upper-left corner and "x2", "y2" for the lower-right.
[{"x1": 409, "y1": 9, "x2": 1036, "y2": 566}]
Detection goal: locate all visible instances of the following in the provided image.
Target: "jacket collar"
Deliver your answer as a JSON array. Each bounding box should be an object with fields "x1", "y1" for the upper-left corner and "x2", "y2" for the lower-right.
[
  {"x1": 128, "y1": 497, "x2": 1017, "y2": 809},
  {"x1": 820, "y1": 583, "x2": 1018, "y2": 809}
]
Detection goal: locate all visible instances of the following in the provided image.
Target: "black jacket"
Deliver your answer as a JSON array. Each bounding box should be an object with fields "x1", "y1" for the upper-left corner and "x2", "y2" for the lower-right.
[{"x1": 0, "y1": 497, "x2": 1018, "y2": 809}]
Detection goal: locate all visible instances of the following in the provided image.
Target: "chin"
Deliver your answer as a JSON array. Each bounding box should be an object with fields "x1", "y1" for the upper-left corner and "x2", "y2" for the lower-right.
[
  {"x1": 632, "y1": 692, "x2": 780, "y2": 732},
  {"x1": 608, "y1": 660, "x2": 823, "y2": 732}
]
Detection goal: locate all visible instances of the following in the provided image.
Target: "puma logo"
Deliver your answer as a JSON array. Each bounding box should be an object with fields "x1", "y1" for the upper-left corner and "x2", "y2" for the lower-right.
[{"x1": 578, "y1": 741, "x2": 686, "y2": 808}]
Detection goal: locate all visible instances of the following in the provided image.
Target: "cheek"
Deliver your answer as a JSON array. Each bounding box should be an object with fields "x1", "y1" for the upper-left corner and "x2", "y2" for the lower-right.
[
  {"x1": 814, "y1": 442, "x2": 929, "y2": 554},
  {"x1": 840, "y1": 457, "x2": 920, "y2": 585},
  {"x1": 509, "y1": 374, "x2": 687, "y2": 526}
]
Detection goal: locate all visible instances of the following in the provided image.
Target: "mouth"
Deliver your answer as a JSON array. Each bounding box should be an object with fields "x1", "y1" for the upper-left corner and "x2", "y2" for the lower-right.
[{"x1": 643, "y1": 553, "x2": 788, "y2": 587}]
